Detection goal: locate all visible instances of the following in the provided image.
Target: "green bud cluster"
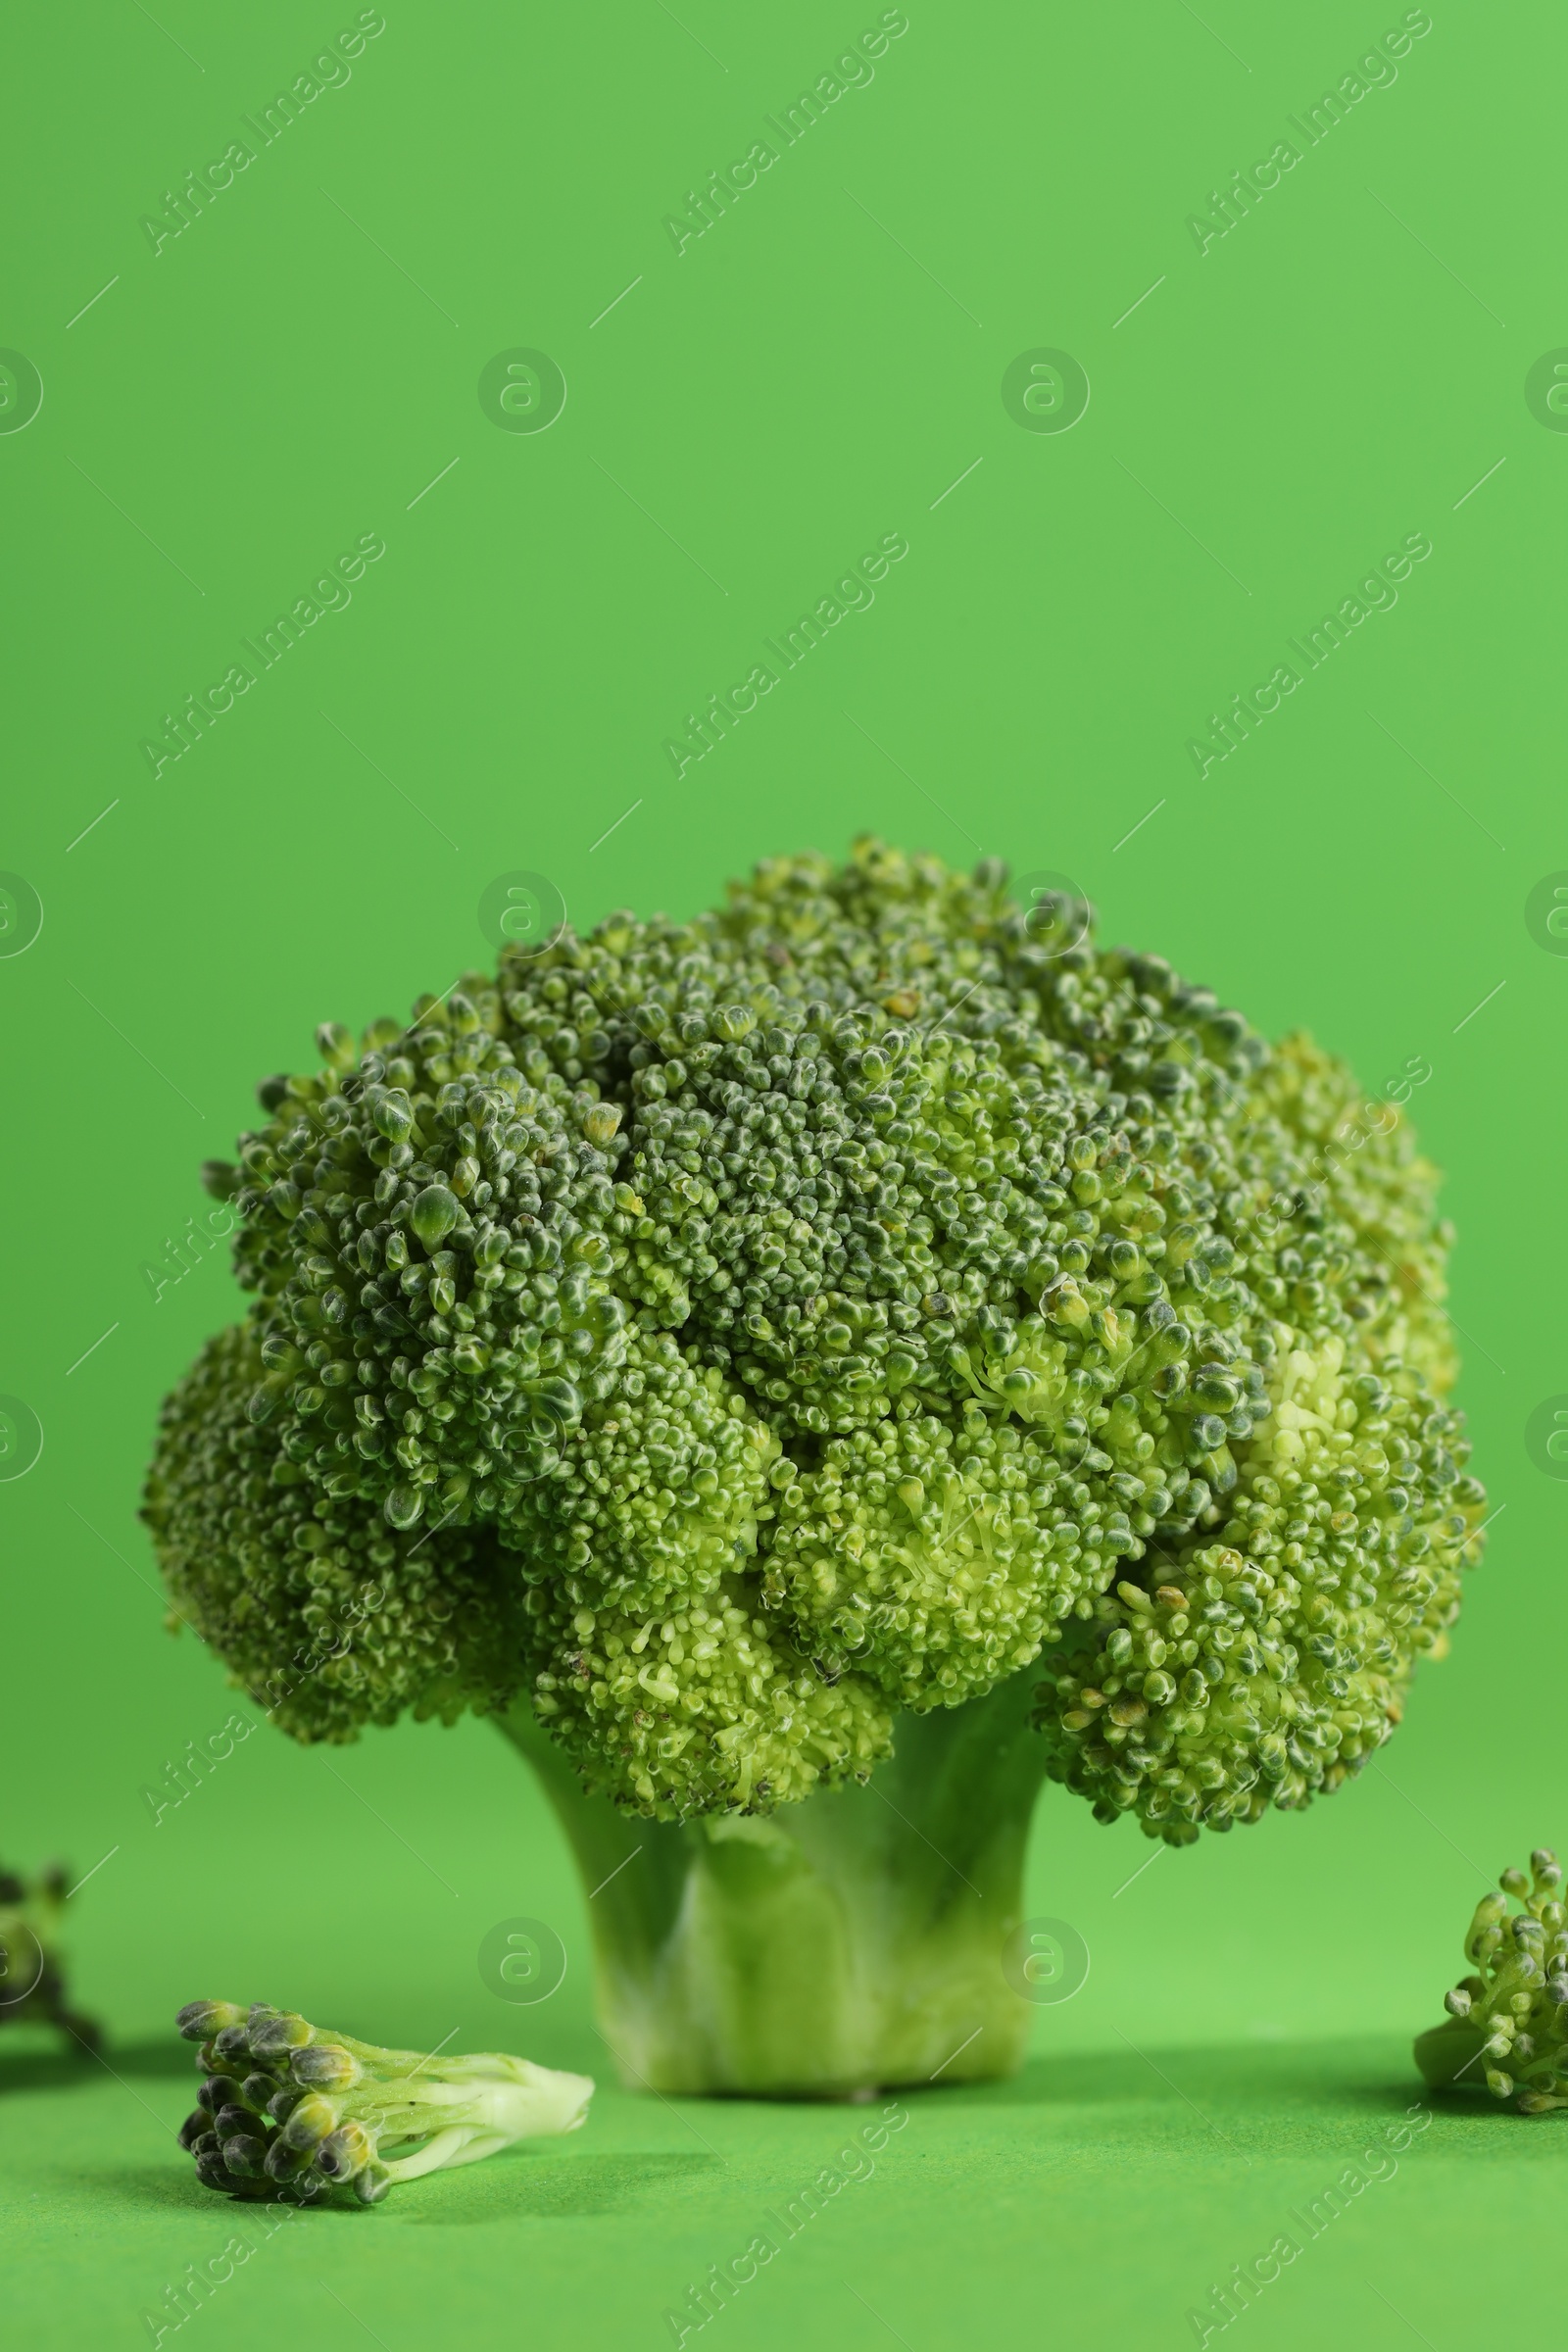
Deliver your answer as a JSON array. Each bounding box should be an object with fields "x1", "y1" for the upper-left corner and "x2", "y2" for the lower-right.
[
  {"x1": 143, "y1": 1321, "x2": 528, "y2": 1740},
  {"x1": 1036, "y1": 1323, "x2": 1480, "y2": 1838},
  {"x1": 1414, "y1": 1852, "x2": 1568, "y2": 2111},
  {"x1": 146, "y1": 838, "x2": 1484, "y2": 1832},
  {"x1": 528, "y1": 1576, "x2": 894, "y2": 1812},
  {"x1": 619, "y1": 1012, "x2": 1089, "y2": 1429},
  {"x1": 173, "y1": 1999, "x2": 593, "y2": 2202},
  {"x1": 502, "y1": 1326, "x2": 781, "y2": 1615},
  {"x1": 220, "y1": 984, "x2": 632, "y2": 1535},
  {"x1": 763, "y1": 1412, "x2": 1124, "y2": 1712}
]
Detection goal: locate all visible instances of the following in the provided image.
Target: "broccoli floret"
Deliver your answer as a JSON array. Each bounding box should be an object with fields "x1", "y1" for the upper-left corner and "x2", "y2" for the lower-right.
[
  {"x1": 223, "y1": 987, "x2": 631, "y2": 1538},
  {"x1": 501, "y1": 1324, "x2": 781, "y2": 1617},
  {"x1": 0, "y1": 1860, "x2": 100, "y2": 2051},
  {"x1": 173, "y1": 2000, "x2": 592, "y2": 2201},
  {"x1": 143, "y1": 1320, "x2": 528, "y2": 1740},
  {"x1": 1414, "y1": 1852, "x2": 1568, "y2": 2110},
  {"x1": 145, "y1": 839, "x2": 1489, "y2": 2094},
  {"x1": 763, "y1": 1411, "x2": 1103, "y2": 1710}
]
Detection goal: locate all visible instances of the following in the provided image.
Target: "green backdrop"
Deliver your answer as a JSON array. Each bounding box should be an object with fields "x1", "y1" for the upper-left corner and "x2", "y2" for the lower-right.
[{"x1": 2, "y1": 2, "x2": 1562, "y2": 2343}]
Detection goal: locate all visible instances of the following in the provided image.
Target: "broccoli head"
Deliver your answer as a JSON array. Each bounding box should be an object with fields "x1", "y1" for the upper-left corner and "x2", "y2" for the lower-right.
[
  {"x1": 148, "y1": 840, "x2": 1481, "y2": 1831},
  {"x1": 142, "y1": 842, "x2": 1488, "y2": 2093}
]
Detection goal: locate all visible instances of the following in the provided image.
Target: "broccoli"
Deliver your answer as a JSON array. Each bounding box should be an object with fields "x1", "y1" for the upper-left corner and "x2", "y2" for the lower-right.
[
  {"x1": 1414, "y1": 1852, "x2": 1568, "y2": 2111},
  {"x1": 173, "y1": 2000, "x2": 593, "y2": 2201},
  {"x1": 0, "y1": 1858, "x2": 100, "y2": 2052},
  {"x1": 144, "y1": 841, "x2": 1487, "y2": 2095}
]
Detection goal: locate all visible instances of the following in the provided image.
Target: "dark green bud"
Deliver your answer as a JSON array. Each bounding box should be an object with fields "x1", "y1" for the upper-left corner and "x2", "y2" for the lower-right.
[
  {"x1": 264, "y1": 2135, "x2": 315, "y2": 2182},
  {"x1": 384, "y1": 1484, "x2": 423, "y2": 1530},
  {"x1": 177, "y1": 1999, "x2": 247, "y2": 2043},
  {"x1": 315, "y1": 2121, "x2": 374, "y2": 2180},
  {"x1": 412, "y1": 1185, "x2": 460, "y2": 1248},
  {"x1": 354, "y1": 2163, "x2": 392, "y2": 2206},
  {"x1": 222, "y1": 2133, "x2": 270, "y2": 2179},
  {"x1": 317, "y1": 1021, "x2": 356, "y2": 1071},
  {"x1": 373, "y1": 1091, "x2": 415, "y2": 1144},
  {"x1": 527, "y1": 1376, "x2": 581, "y2": 1427},
  {"x1": 249, "y1": 2010, "x2": 312, "y2": 2057},
  {"x1": 280, "y1": 2092, "x2": 339, "y2": 2151},
  {"x1": 197, "y1": 2075, "x2": 246, "y2": 2114},
  {"x1": 177, "y1": 2109, "x2": 208, "y2": 2150},
  {"x1": 291, "y1": 2043, "x2": 361, "y2": 2089}
]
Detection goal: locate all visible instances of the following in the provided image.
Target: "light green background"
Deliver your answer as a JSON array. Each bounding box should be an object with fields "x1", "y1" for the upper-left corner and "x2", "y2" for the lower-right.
[{"x1": 2, "y1": 2, "x2": 1563, "y2": 2344}]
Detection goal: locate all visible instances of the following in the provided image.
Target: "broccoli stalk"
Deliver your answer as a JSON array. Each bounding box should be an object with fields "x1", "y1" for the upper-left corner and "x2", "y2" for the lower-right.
[
  {"x1": 175, "y1": 2001, "x2": 593, "y2": 2201},
  {"x1": 502, "y1": 1669, "x2": 1050, "y2": 2095}
]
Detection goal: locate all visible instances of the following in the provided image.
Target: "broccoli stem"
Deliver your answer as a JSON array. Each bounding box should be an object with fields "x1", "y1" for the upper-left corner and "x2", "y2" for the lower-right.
[{"x1": 498, "y1": 1670, "x2": 1052, "y2": 2098}]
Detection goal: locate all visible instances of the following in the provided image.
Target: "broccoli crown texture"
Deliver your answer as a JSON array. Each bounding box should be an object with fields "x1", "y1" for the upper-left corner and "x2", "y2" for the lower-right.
[
  {"x1": 143, "y1": 839, "x2": 1486, "y2": 1835},
  {"x1": 1413, "y1": 1851, "x2": 1568, "y2": 2113},
  {"x1": 173, "y1": 1999, "x2": 592, "y2": 2202}
]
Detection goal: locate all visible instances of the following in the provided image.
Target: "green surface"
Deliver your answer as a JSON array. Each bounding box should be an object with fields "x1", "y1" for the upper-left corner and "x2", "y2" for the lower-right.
[{"x1": 1, "y1": 0, "x2": 1562, "y2": 2342}]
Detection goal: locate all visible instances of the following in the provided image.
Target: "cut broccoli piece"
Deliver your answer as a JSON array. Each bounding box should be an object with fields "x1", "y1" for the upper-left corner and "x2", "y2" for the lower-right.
[
  {"x1": 1414, "y1": 1851, "x2": 1568, "y2": 2110},
  {"x1": 173, "y1": 2000, "x2": 592, "y2": 2201}
]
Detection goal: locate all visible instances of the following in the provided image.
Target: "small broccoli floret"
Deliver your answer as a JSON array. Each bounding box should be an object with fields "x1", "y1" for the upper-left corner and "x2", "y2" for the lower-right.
[
  {"x1": 501, "y1": 1325, "x2": 781, "y2": 1617},
  {"x1": 173, "y1": 2000, "x2": 592, "y2": 2201},
  {"x1": 0, "y1": 1860, "x2": 100, "y2": 2051},
  {"x1": 1022, "y1": 1013, "x2": 1485, "y2": 1841},
  {"x1": 527, "y1": 1574, "x2": 893, "y2": 1816},
  {"x1": 1414, "y1": 1852, "x2": 1568, "y2": 2110},
  {"x1": 1254, "y1": 1033, "x2": 1456, "y2": 1394},
  {"x1": 227, "y1": 988, "x2": 631, "y2": 1538},
  {"x1": 143, "y1": 1320, "x2": 528, "y2": 1740},
  {"x1": 763, "y1": 1410, "x2": 1105, "y2": 1711}
]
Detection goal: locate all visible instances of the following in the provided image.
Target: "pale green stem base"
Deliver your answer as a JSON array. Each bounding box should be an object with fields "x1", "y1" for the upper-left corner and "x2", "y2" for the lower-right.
[{"x1": 498, "y1": 1673, "x2": 1051, "y2": 2099}]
